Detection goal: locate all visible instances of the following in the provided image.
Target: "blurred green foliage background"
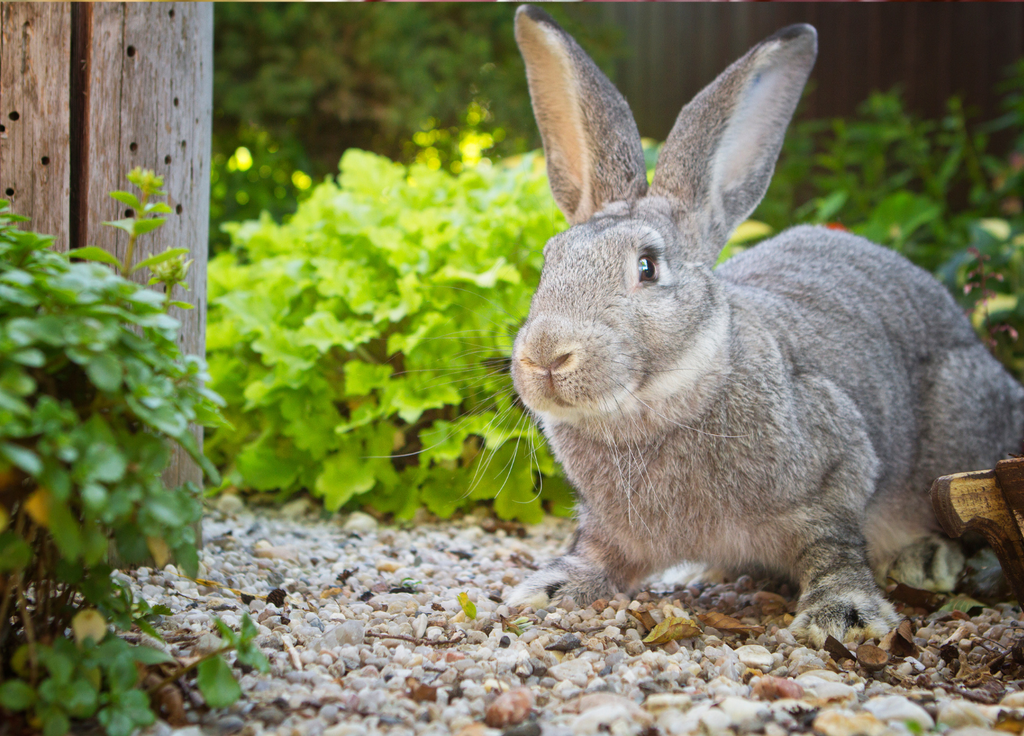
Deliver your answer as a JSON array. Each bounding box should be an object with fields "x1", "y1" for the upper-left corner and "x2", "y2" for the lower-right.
[{"x1": 210, "y1": 4, "x2": 620, "y2": 250}]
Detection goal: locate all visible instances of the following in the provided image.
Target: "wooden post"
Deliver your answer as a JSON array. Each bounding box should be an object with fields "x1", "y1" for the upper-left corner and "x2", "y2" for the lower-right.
[
  {"x1": 0, "y1": 4, "x2": 71, "y2": 247},
  {"x1": 0, "y1": 2, "x2": 213, "y2": 551}
]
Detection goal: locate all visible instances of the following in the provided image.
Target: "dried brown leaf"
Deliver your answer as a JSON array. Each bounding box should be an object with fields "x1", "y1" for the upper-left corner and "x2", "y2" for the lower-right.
[
  {"x1": 995, "y1": 712, "x2": 1024, "y2": 733},
  {"x1": 697, "y1": 611, "x2": 765, "y2": 636},
  {"x1": 628, "y1": 608, "x2": 658, "y2": 633},
  {"x1": 406, "y1": 677, "x2": 437, "y2": 703},
  {"x1": 642, "y1": 616, "x2": 703, "y2": 645},
  {"x1": 752, "y1": 591, "x2": 790, "y2": 616},
  {"x1": 823, "y1": 635, "x2": 855, "y2": 662},
  {"x1": 879, "y1": 619, "x2": 916, "y2": 658},
  {"x1": 887, "y1": 582, "x2": 940, "y2": 611}
]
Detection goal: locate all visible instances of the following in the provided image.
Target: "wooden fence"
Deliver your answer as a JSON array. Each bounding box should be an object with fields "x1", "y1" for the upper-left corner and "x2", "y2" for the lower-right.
[
  {"x1": 584, "y1": 3, "x2": 1024, "y2": 142},
  {"x1": 0, "y1": 2, "x2": 212, "y2": 509}
]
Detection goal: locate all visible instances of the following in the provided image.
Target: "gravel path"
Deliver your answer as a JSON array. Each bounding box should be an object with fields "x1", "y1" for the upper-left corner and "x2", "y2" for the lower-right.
[{"x1": 130, "y1": 497, "x2": 1024, "y2": 736}]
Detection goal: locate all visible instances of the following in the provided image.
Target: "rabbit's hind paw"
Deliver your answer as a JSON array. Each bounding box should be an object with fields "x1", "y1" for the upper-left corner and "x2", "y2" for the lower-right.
[
  {"x1": 790, "y1": 590, "x2": 900, "y2": 647},
  {"x1": 883, "y1": 535, "x2": 964, "y2": 593},
  {"x1": 506, "y1": 555, "x2": 616, "y2": 610}
]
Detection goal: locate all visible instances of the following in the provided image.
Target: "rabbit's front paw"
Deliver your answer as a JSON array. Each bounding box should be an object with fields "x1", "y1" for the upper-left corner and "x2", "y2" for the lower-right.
[
  {"x1": 790, "y1": 589, "x2": 900, "y2": 647},
  {"x1": 507, "y1": 555, "x2": 616, "y2": 609}
]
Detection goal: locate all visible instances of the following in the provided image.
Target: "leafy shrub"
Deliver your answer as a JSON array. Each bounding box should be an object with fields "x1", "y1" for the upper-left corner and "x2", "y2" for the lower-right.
[
  {"x1": 206, "y1": 150, "x2": 576, "y2": 522},
  {"x1": 0, "y1": 171, "x2": 264, "y2": 735}
]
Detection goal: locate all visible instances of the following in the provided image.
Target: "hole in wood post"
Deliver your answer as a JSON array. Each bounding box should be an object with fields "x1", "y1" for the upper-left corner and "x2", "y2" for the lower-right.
[
  {"x1": 126, "y1": 45, "x2": 136, "y2": 58},
  {"x1": 41, "y1": 156, "x2": 50, "y2": 165},
  {"x1": 169, "y1": 9, "x2": 175, "y2": 17},
  {"x1": 173, "y1": 97, "x2": 179, "y2": 107},
  {"x1": 165, "y1": 155, "x2": 172, "y2": 164},
  {"x1": 180, "y1": 140, "x2": 186, "y2": 149},
  {"x1": 4, "y1": 188, "x2": 14, "y2": 197},
  {"x1": 8, "y1": 111, "x2": 19, "y2": 121},
  {"x1": 0, "y1": 125, "x2": 5, "y2": 132},
  {"x1": 176, "y1": 204, "x2": 183, "y2": 215},
  {"x1": 129, "y1": 142, "x2": 138, "y2": 153},
  {"x1": 124, "y1": 209, "x2": 134, "y2": 218}
]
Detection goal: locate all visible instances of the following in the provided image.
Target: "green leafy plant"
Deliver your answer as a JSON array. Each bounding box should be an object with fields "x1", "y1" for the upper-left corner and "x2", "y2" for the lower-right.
[
  {"x1": 143, "y1": 615, "x2": 268, "y2": 710},
  {"x1": 206, "y1": 149, "x2": 575, "y2": 522},
  {"x1": 0, "y1": 170, "x2": 252, "y2": 735}
]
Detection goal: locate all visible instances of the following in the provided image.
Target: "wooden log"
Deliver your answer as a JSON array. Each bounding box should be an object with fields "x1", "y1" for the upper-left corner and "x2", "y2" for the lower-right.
[
  {"x1": 80, "y1": 2, "x2": 213, "y2": 500},
  {"x1": 79, "y1": 2, "x2": 213, "y2": 554},
  {"x1": 0, "y1": 3, "x2": 71, "y2": 249},
  {"x1": 931, "y1": 457, "x2": 1024, "y2": 605}
]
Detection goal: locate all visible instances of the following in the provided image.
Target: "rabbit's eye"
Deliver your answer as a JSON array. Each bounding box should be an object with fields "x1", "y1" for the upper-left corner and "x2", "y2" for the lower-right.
[{"x1": 638, "y1": 256, "x2": 658, "y2": 283}]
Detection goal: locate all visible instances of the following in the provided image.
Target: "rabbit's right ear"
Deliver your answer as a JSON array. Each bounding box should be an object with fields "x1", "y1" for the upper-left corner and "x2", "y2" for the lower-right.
[
  {"x1": 515, "y1": 5, "x2": 648, "y2": 225},
  {"x1": 651, "y1": 25, "x2": 817, "y2": 263}
]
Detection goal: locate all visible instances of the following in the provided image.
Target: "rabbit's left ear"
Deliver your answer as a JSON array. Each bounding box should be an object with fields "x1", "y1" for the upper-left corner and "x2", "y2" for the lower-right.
[
  {"x1": 515, "y1": 5, "x2": 648, "y2": 225},
  {"x1": 651, "y1": 24, "x2": 817, "y2": 262}
]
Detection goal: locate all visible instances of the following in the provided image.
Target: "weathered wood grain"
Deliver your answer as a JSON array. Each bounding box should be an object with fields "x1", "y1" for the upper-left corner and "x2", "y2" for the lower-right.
[
  {"x1": 0, "y1": 3, "x2": 71, "y2": 250},
  {"x1": 83, "y1": 1, "x2": 213, "y2": 508},
  {"x1": 931, "y1": 465, "x2": 1024, "y2": 605}
]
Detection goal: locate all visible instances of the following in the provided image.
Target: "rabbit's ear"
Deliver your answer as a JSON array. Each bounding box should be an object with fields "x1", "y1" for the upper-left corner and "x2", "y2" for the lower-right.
[
  {"x1": 651, "y1": 25, "x2": 817, "y2": 262},
  {"x1": 515, "y1": 5, "x2": 648, "y2": 225}
]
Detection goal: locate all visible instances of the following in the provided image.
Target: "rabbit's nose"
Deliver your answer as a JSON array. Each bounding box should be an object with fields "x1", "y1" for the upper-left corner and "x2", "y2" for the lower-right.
[
  {"x1": 520, "y1": 350, "x2": 576, "y2": 376},
  {"x1": 548, "y1": 352, "x2": 575, "y2": 372}
]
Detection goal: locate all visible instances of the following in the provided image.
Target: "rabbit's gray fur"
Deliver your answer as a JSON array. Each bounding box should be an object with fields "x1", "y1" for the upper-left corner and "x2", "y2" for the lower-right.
[{"x1": 506, "y1": 6, "x2": 1024, "y2": 645}]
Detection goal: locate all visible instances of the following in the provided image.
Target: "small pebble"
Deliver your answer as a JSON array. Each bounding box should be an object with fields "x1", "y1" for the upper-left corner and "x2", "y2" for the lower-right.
[
  {"x1": 863, "y1": 696, "x2": 935, "y2": 730},
  {"x1": 342, "y1": 511, "x2": 378, "y2": 533},
  {"x1": 484, "y1": 687, "x2": 534, "y2": 727}
]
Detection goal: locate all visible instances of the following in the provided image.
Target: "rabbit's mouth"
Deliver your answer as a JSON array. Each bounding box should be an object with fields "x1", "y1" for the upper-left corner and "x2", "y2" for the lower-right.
[
  {"x1": 511, "y1": 351, "x2": 630, "y2": 423},
  {"x1": 511, "y1": 314, "x2": 632, "y2": 421}
]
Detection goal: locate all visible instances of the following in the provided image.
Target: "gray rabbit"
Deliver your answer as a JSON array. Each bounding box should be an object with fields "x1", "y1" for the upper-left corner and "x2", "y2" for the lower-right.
[{"x1": 506, "y1": 5, "x2": 1024, "y2": 645}]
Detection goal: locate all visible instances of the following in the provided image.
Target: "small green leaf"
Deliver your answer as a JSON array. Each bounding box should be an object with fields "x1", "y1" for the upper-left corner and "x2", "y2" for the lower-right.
[
  {"x1": 86, "y1": 353, "x2": 123, "y2": 392},
  {"x1": 41, "y1": 709, "x2": 71, "y2": 736},
  {"x1": 0, "y1": 532, "x2": 33, "y2": 572},
  {"x1": 457, "y1": 592, "x2": 477, "y2": 620},
  {"x1": 0, "y1": 679, "x2": 37, "y2": 711},
  {"x1": 143, "y1": 201, "x2": 173, "y2": 215},
  {"x1": 68, "y1": 246, "x2": 123, "y2": 268},
  {"x1": 131, "y1": 217, "x2": 166, "y2": 236},
  {"x1": 108, "y1": 191, "x2": 142, "y2": 210},
  {"x1": 0, "y1": 443, "x2": 42, "y2": 475},
  {"x1": 939, "y1": 595, "x2": 986, "y2": 615},
  {"x1": 63, "y1": 678, "x2": 99, "y2": 718},
  {"x1": 130, "y1": 646, "x2": 174, "y2": 665},
  {"x1": 174, "y1": 541, "x2": 199, "y2": 579},
  {"x1": 197, "y1": 655, "x2": 242, "y2": 708},
  {"x1": 101, "y1": 218, "x2": 136, "y2": 235},
  {"x1": 132, "y1": 247, "x2": 189, "y2": 273},
  {"x1": 10, "y1": 348, "x2": 45, "y2": 367},
  {"x1": 169, "y1": 301, "x2": 194, "y2": 309}
]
